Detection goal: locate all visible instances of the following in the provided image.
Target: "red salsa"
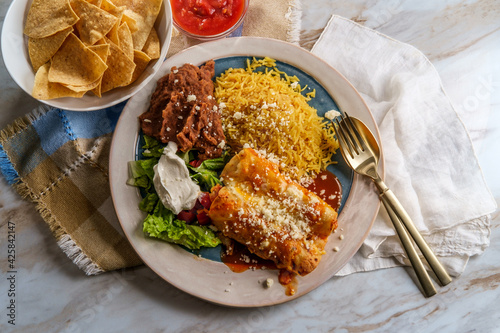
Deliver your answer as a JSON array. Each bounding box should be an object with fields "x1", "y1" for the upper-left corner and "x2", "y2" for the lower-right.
[{"x1": 170, "y1": 0, "x2": 246, "y2": 36}]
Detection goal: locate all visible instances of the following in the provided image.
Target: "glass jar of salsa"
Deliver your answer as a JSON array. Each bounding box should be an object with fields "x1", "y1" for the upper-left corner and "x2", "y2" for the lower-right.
[{"x1": 170, "y1": 0, "x2": 249, "y2": 40}]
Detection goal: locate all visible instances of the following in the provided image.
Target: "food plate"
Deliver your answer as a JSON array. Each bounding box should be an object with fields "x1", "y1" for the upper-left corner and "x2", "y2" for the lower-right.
[
  {"x1": 1, "y1": 0, "x2": 172, "y2": 111},
  {"x1": 110, "y1": 37, "x2": 384, "y2": 307}
]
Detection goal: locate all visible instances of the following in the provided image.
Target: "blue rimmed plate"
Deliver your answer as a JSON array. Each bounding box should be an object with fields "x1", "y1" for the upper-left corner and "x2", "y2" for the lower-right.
[{"x1": 110, "y1": 37, "x2": 384, "y2": 307}]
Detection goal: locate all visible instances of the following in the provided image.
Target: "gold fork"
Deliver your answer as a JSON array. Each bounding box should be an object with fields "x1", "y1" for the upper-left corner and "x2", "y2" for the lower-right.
[{"x1": 333, "y1": 113, "x2": 452, "y2": 297}]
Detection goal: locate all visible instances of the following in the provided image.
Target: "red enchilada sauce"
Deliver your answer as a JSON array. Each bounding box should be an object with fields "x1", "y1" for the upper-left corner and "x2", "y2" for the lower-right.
[
  {"x1": 221, "y1": 241, "x2": 277, "y2": 273},
  {"x1": 170, "y1": 0, "x2": 246, "y2": 36},
  {"x1": 304, "y1": 171, "x2": 342, "y2": 211}
]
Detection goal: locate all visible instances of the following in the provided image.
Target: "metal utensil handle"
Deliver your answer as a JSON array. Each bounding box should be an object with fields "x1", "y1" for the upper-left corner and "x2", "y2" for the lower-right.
[
  {"x1": 381, "y1": 187, "x2": 453, "y2": 286},
  {"x1": 381, "y1": 197, "x2": 436, "y2": 297}
]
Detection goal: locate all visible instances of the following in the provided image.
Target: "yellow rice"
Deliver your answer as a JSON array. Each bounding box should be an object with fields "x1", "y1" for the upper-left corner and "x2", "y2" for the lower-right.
[{"x1": 214, "y1": 57, "x2": 338, "y2": 181}]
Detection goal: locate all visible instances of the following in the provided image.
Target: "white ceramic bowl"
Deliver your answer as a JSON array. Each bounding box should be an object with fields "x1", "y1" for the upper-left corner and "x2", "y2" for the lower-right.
[{"x1": 1, "y1": 0, "x2": 172, "y2": 111}]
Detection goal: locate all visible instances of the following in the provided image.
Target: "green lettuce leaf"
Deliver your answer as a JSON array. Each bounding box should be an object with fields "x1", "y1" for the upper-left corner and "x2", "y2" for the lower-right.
[
  {"x1": 187, "y1": 151, "x2": 230, "y2": 191},
  {"x1": 127, "y1": 158, "x2": 158, "y2": 189},
  {"x1": 141, "y1": 135, "x2": 164, "y2": 158},
  {"x1": 143, "y1": 202, "x2": 221, "y2": 250},
  {"x1": 139, "y1": 193, "x2": 159, "y2": 213}
]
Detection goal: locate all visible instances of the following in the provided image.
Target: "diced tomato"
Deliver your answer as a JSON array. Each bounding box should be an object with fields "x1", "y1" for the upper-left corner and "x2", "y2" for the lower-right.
[
  {"x1": 177, "y1": 210, "x2": 196, "y2": 223},
  {"x1": 189, "y1": 160, "x2": 202, "y2": 168},
  {"x1": 198, "y1": 191, "x2": 212, "y2": 209},
  {"x1": 197, "y1": 211, "x2": 211, "y2": 225}
]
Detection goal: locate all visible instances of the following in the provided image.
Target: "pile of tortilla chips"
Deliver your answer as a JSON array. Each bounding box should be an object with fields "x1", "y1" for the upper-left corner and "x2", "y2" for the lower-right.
[{"x1": 24, "y1": 0, "x2": 163, "y2": 100}]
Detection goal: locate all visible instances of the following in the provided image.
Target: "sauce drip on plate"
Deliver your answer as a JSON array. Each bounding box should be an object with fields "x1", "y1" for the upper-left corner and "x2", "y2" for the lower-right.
[
  {"x1": 305, "y1": 170, "x2": 342, "y2": 211},
  {"x1": 221, "y1": 241, "x2": 276, "y2": 273}
]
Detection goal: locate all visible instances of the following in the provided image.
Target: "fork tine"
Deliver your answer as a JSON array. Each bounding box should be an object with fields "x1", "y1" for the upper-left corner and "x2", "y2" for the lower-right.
[
  {"x1": 333, "y1": 119, "x2": 352, "y2": 159},
  {"x1": 339, "y1": 117, "x2": 359, "y2": 155},
  {"x1": 343, "y1": 113, "x2": 366, "y2": 153},
  {"x1": 334, "y1": 117, "x2": 356, "y2": 159}
]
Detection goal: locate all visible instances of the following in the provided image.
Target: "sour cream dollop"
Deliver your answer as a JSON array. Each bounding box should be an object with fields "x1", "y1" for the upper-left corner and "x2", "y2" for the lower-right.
[{"x1": 153, "y1": 141, "x2": 200, "y2": 214}]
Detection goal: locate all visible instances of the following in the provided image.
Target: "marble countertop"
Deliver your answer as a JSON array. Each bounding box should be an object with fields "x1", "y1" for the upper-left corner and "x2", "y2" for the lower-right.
[{"x1": 1, "y1": 0, "x2": 499, "y2": 332}]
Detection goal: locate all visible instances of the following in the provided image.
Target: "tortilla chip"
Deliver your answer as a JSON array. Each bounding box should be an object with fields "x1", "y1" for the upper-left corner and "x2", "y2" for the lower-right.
[
  {"x1": 94, "y1": 38, "x2": 107, "y2": 45},
  {"x1": 24, "y1": 0, "x2": 79, "y2": 38},
  {"x1": 86, "y1": 0, "x2": 103, "y2": 6},
  {"x1": 100, "y1": 39, "x2": 136, "y2": 93},
  {"x1": 33, "y1": 63, "x2": 86, "y2": 99},
  {"x1": 112, "y1": 0, "x2": 163, "y2": 50},
  {"x1": 100, "y1": 0, "x2": 118, "y2": 11},
  {"x1": 118, "y1": 23, "x2": 134, "y2": 60},
  {"x1": 49, "y1": 33, "x2": 108, "y2": 85},
  {"x1": 121, "y1": 13, "x2": 139, "y2": 33},
  {"x1": 100, "y1": 0, "x2": 126, "y2": 18},
  {"x1": 86, "y1": 44, "x2": 110, "y2": 97},
  {"x1": 25, "y1": 0, "x2": 162, "y2": 98},
  {"x1": 89, "y1": 43, "x2": 110, "y2": 61},
  {"x1": 106, "y1": 13, "x2": 122, "y2": 45},
  {"x1": 130, "y1": 49, "x2": 151, "y2": 83},
  {"x1": 71, "y1": 0, "x2": 118, "y2": 45},
  {"x1": 63, "y1": 43, "x2": 110, "y2": 92},
  {"x1": 28, "y1": 26, "x2": 73, "y2": 72},
  {"x1": 141, "y1": 27, "x2": 160, "y2": 59},
  {"x1": 63, "y1": 78, "x2": 102, "y2": 92}
]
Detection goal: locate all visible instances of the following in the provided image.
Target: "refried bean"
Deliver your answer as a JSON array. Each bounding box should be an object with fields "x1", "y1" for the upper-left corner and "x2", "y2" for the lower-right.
[{"x1": 139, "y1": 60, "x2": 225, "y2": 160}]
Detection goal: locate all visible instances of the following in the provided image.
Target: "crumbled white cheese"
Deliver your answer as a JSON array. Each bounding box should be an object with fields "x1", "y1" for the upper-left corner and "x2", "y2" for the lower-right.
[
  {"x1": 143, "y1": 119, "x2": 152, "y2": 123},
  {"x1": 233, "y1": 111, "x2": 243, "y2": 120},
  {"x1": 264, "y1": 278, "x2": 274, "y2": 288},
  {"x1": 186, "y1": 94, "x2": 197, "y2": 102},
  {"x1": 324, "y1": 110, "x2": 341, "y2": 120},
  {"x1": 172, "y1": 69, "x2": 178, "y2": 74}
]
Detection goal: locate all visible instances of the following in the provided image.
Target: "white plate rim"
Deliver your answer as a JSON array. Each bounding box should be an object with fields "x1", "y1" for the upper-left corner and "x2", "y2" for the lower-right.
[{"x1": 109, "y1": 37, "x2": 384, "y2": 307}]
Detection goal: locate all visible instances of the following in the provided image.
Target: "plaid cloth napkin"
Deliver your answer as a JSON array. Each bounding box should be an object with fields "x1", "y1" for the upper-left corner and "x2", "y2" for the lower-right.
[
  {"x1": 0, "y1": 0, "x2": 300, "y2": 275},
  {"x1": 0, "y1": 103, "x2": 141, "y2": 273}
]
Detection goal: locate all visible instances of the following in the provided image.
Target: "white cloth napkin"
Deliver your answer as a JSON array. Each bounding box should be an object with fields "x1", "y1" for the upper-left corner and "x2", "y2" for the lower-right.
[{"x1": 311, "y1": 15, "x2": 497, "y2": 276}]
